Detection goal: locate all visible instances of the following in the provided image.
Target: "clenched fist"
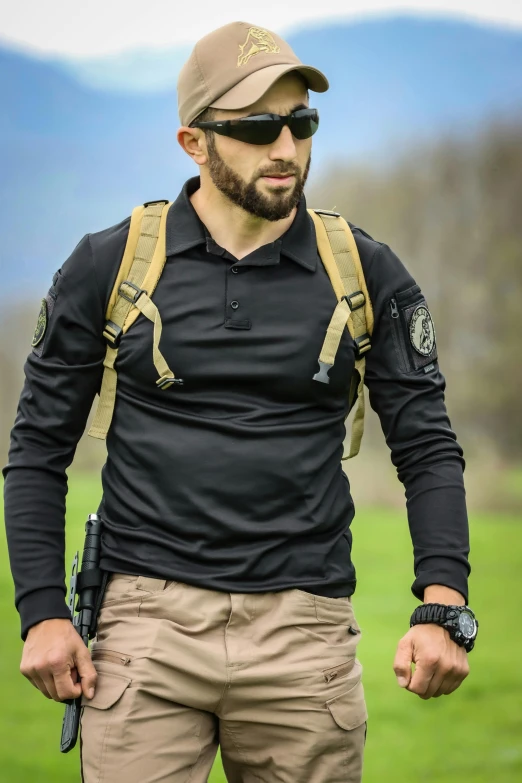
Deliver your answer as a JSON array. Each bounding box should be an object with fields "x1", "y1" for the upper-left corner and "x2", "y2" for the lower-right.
[
  {"x1": 393, "y1": 623, "x2": 470, "y2": 699},
  {"x1": 20, "y1": 618, "x2": 97, "y2": 703}
]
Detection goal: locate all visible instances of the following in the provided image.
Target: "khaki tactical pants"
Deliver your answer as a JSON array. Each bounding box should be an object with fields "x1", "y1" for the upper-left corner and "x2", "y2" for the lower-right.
[{"x1": 80, "y1": 574, "x2": 367, "y2": 782}]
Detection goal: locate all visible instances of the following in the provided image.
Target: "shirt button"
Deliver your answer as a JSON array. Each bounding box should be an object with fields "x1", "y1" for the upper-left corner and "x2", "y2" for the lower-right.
[
  {"x1": 230, "y1": 300, "x2": 239, "y2": 309},
  {"x1": 231, "y1": 266, "x2": 239, "y2": 274}
]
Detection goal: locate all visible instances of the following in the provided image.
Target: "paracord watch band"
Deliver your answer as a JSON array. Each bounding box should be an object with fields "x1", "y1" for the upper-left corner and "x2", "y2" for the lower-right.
[{"x1": 409, "y1": 603, "x2": 448, "y2": 626}]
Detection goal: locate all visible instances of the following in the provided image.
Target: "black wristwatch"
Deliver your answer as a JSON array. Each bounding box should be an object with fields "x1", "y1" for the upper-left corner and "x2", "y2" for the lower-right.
[{"x1": 409, "y1": 604, "x2": 478, "y2": 652}]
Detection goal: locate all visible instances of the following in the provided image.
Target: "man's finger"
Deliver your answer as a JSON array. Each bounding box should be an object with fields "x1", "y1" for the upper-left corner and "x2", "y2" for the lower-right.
[
  {"x1": 407, "y1": 653, "x2": 439, "y2": 696},
  {"x1": 422, "y1": 666, "x2": 450, "y2": 699},
  {"x1": 438, "y1": 664, "x2": 469, "y2": 696},
  {"x1": 53, "y1": 665, "x2": 82, "y2": 702},
  {"x1": 433, "y1": 649, "x2": 469, "y2": 697},
  {"x1": 22, "y1": 669, "x2": 52, "y2": 700},
  {"x1": 43, "y1": 650, "x2": 86, "y2": 702},
  {"x1": 75, "y1": 646, "x2": 97, "y2": 700},
  {"x1": 31, "y1": 674, "x2": 53, "y2": 700},
  {"x1": 432, "y1": 679, "x2": 452, "y2": 697},
  {"x1": 393, "y1": 637, "x2": 413, "y2": 688},
  {"x1": 442, "y1": 677, "x2": 464, "y2": 696}
]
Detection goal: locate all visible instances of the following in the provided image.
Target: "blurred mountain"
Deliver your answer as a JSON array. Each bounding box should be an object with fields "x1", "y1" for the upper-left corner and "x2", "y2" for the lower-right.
[{"x1": 2, "y1": 15, "x2": 522, "y2": 296}]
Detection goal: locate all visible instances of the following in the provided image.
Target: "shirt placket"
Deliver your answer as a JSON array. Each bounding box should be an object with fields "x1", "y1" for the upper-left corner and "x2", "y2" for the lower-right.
[{"x1": 225, "y1": 262, "x2": 252, "y2": 330}]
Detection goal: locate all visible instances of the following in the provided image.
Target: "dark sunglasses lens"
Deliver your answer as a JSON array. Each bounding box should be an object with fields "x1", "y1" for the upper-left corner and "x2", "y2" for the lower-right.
[
  {"x1": 228, "y1": 118, "x2": 282, "y2": 145},
  {"x1": 289, "y1": 109, "x2": 319, "y2": 140},
  {"x1": 224, "y1": 109, "x2": 319, "y2": 145}
]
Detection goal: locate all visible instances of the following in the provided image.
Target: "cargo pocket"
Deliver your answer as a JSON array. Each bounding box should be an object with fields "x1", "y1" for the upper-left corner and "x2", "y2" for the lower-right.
[
  {"x1": 389, "y1": 284, "x2": 438, "y2": 373},
  {"x1": 80, "y1": 672, "x2": 132, "y2": 778},
  {"x1": 80, "y1": 671, "x2": 131, "y2": 710},
  {"x1": 326, "y1": 672, "x2": 368, "y2": 731}
]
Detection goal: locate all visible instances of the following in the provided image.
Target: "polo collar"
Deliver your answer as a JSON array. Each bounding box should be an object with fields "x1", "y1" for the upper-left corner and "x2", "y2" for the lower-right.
[
  {"x1": 165, "y1": 177, "x2": 318, "y2": 272},
  {"x1": 165, "y1": 177, "x2": 207, "y2": 257}
]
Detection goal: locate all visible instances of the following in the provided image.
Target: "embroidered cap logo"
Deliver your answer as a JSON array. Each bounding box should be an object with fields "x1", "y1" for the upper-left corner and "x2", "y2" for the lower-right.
[{"x1": 237, "y1": 27, "x2": 281, "y2": 67}]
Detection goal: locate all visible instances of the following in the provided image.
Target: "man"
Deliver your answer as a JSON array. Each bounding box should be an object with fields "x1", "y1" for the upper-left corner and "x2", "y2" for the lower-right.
[{"x1": 3, "y1": 21, "x2": 476, "y2": 783}]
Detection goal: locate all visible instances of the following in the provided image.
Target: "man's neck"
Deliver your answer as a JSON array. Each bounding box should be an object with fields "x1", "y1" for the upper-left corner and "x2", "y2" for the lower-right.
[{"x1": 190, "y1": 181, "x2": 297, "y2": 261}]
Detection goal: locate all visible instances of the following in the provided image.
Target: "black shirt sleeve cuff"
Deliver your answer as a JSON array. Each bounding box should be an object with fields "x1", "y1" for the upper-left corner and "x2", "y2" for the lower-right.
[
  {"x1": 411, "y1": 557, "x2": 470, "y2": 605},
  {"x1": 18, "y1": 588, "x2": 72, "y2": 642}
]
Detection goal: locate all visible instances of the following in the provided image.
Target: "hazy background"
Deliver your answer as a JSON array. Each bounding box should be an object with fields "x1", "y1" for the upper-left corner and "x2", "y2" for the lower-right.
[{"x1": 1, "y1": 2, "x2": 521, "y2": 781}]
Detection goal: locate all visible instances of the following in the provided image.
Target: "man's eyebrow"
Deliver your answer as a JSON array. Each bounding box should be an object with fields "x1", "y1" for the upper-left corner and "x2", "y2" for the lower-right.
[{"x1": 244, "y1": 103, "x2": 309, "y2": 117}]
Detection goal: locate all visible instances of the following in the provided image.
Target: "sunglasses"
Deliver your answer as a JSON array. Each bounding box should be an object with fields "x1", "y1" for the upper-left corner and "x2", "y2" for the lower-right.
[{"x1": 192, "y1": 108, "x2": 319, "y2": 146}]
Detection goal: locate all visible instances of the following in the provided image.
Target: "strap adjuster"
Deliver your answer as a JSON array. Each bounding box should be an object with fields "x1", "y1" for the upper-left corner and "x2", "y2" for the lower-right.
[
  {"x1": 119, "y1": 281, "x2": 146, "y2": 305},
  {"x1": 343, "y1": 291, "x2": 365, "y2": 311},
  {"x1": 143, "y1": 199, "x2": 169, "y2": 207},
  {"x1": 156, "y1": 375, "x2": 184, "y2": 390},
  {"x1": 355, "y1": 333, "x2": 371, "y2": 356},
  {"x1": 103, "y1": 320, "x2": 123, "y2": 347},
  {"x1": 312, "y1": 208, "x2": 341, "y2": 217}
]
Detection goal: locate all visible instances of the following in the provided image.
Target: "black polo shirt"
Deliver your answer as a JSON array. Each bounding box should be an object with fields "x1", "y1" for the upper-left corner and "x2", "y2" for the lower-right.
[{"x1": 4, "y1": 177, "x2": 470, "y2": 640}]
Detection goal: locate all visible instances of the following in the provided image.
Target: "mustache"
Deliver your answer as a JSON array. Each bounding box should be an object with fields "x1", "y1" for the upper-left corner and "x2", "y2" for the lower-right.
[{"x1": 257, "y1": 164, "x2": 301, "y2": 179}]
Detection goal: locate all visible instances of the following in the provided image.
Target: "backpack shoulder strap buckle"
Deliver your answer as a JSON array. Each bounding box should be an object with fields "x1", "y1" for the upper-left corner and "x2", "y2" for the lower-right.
[
  {"x1": 311, "y1": 208, "x2": 341, "y2": 217},
  {"x1": 119, "y1": 280, "x2": 147, "y2": 305},
  {"x1": 103, "y1": 320, "x2": 123, "y2": 347},
  {"x1": 342, "y1": 291, "x2": 365, "y2": 312}
]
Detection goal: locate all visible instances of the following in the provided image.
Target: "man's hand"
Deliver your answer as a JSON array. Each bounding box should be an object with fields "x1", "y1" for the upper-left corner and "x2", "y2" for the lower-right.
[
  {"x1": 20, "y1": 618, "x2": 97, "y2": 703},
  {"x1": 393, "y1": 623, "x2": 469, "y2": 698},
  {"x1": 393, "y1": 585, "x2": 470, "y2": 699}
]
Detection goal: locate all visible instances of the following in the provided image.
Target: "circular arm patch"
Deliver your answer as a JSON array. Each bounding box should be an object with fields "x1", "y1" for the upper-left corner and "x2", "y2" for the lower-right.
[
  {"x1": 31, "y1": 298, "x2": 48, "y2": 347},
  {"x1": 409, "y1": 304, "x2": 436, "y2": 356}
]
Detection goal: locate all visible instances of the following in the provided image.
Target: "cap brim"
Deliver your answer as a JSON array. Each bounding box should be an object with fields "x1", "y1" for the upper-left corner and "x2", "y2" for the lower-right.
[{"x1": 210, "y1": 63, "x2": 329, "y2": 112}]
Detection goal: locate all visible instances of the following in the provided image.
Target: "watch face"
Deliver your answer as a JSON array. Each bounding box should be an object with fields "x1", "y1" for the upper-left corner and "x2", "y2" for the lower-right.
[{"x1": 458, "y1": 612, "x2": 476, "y2": 638}]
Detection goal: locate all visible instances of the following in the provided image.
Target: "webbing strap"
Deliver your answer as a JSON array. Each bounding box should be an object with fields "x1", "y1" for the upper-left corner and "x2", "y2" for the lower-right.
[
  {"x1": 308, "y1": 209, "x2": 373, "y2": 459},
  {"x1": 316, "y1": 297, "x2": 352, "y2": 366},
  {"x1": 88, "y1": 201, "x2": 172, "y2": 440},
  {"x1": 349, "y1": 357, "x2": 366, "y2": 459},
  {"x1": 88, "y1": 346, "x2": 118, "y2": 440},
  {"x1": 132, "y1": 293, "x2": 177, "y2": 390}
]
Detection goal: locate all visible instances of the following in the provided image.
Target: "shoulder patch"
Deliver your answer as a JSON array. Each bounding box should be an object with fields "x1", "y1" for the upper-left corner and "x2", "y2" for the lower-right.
[
  {"x1": 31, "y1": 298, "x2": 48, "y2": 348},
  {"x1": 409, "y1": 304, "x2": 436, "y2": 356}
]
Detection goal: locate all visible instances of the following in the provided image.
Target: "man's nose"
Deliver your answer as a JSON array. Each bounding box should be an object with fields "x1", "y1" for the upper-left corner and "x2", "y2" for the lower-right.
[{"x1": 268, "y1": 124, "x2": 298, "y2": 161}]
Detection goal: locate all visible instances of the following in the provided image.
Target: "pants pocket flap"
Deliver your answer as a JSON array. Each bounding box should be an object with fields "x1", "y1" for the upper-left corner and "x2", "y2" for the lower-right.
[
  {"x1": 326, "y1": 679, "x2": 368, "y2": 730},
  {"x1": 81, "y1": 671, "x2": 131, "y2": 710}
]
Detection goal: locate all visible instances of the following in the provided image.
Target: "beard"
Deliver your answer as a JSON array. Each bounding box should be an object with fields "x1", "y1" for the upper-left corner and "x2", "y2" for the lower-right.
[{"x1": 205, "y1": 133, "x2": 311, "y2": 222}]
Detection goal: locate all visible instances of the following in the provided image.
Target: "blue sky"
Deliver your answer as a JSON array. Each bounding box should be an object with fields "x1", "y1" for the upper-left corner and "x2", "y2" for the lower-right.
[{"x1": 1, "y1": 0, "x2": 522, "y2": 57}]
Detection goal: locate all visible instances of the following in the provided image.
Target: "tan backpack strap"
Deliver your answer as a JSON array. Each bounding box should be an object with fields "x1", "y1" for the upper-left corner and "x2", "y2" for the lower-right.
[
  {"x1": 129, "y1": 290, "x2": 178, "y2": 390},
  {"x1": 308, "y1": 209, "x2": 374, "y2": 458},
  {"x1": 89, "y1": 200, "x2": 174, "y2": 440}
]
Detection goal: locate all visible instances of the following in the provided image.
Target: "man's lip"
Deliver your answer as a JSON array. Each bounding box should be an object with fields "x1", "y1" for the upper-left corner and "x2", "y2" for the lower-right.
[{"x1": 262, "y1": 174, "x2": 295, "y2": 178}]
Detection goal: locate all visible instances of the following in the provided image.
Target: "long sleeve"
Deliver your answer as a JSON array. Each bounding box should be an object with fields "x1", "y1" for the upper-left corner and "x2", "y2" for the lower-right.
[
  {"x1": 3, "y1": 234, "x2": 108, "y2": 640},
  {"x1": 358, "y1": 236, "x2": 470, "y2": 603}
]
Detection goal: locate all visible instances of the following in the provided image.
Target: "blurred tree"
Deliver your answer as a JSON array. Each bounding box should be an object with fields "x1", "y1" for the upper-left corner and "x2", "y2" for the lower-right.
[{"x1": 309, "y1": 119, "x2": 522, "y2": 459}]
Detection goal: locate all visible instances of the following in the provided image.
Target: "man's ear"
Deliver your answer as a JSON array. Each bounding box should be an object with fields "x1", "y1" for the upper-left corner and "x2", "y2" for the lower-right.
[{"x1": 176, "y1": 127, "x2": 208, "y2": 166}]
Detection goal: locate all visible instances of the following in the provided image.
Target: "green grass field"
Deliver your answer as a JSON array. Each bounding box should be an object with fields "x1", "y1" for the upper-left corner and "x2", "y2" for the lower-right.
[{"x1": 1, "y1": 473, "x2": 521, "y2": 782}]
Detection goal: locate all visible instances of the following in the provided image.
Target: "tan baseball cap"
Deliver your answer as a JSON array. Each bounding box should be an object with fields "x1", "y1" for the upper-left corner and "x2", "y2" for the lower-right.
[{"x1": 177, "y1": 21, "x2": 329, "y2": 127}]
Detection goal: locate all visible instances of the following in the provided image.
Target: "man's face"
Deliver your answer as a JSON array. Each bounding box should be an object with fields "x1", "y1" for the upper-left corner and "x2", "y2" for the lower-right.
[{"x1": 203, "y1": 74, "x2": 312, "y2": 221}]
